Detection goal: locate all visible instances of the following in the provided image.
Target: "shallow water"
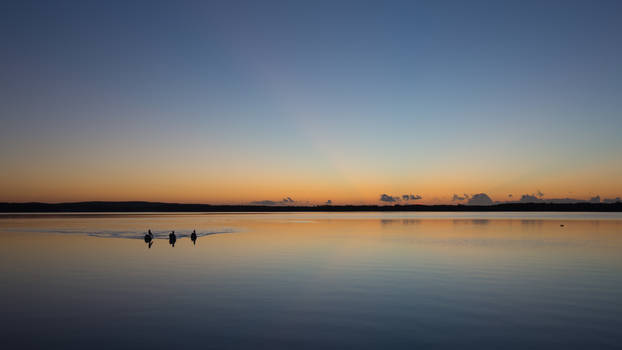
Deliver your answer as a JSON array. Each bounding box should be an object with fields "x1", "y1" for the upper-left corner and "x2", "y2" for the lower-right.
[{"x1": 1, "y1": 212, "x2": 621, "y2": 349}]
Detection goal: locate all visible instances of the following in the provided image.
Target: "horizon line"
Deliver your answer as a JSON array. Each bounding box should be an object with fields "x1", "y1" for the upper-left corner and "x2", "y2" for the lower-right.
[{"x1": 1, "y1": 201, "x2": 621, "y2": 213}]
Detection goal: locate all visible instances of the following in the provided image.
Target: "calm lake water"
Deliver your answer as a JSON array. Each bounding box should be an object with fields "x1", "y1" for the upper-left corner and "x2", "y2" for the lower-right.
[{"x1": 1, "y1": 212, "x2": 621, "y2": 349}]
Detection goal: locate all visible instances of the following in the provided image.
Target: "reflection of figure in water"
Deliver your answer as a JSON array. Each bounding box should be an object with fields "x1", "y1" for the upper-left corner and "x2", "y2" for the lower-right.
[
  {"x1": 144, "y1": 229, "x2": 154, "y2": 248},
  {"x1": 191, "y1": 229, "x2": 197, "y2": 245},
  {"x1": 169, "y1": 230, "x2": 176, "y2": 247}
]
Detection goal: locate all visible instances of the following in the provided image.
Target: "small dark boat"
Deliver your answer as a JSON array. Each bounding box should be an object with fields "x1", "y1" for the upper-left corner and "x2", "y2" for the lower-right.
[{"x1": 169, "y1": 231, "x2": 176, "y2": 247}]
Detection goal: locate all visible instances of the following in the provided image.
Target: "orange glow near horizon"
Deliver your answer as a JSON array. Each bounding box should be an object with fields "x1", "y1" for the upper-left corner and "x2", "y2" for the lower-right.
[{"x1": 1, "y1": 164, "x2": 620, "y2": 204}]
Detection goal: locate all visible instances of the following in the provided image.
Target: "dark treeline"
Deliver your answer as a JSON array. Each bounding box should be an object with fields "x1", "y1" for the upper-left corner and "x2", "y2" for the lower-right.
[{"x1": 1, "y1": 201, "x2": 621, "y2": 212}]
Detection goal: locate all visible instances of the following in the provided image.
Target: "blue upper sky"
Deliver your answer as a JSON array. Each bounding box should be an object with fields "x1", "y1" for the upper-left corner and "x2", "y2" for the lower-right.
[{"x1": 1, "y1": 1, "x2": 621, "y2": 203}]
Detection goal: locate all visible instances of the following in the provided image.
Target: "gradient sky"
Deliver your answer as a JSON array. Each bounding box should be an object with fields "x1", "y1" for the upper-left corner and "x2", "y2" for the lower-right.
[{"x1": 1, "y1": 0, "x2": 621, "y2": 204}]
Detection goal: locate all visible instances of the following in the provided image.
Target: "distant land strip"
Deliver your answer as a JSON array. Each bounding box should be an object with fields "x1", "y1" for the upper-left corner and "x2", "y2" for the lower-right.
[{"x1": 0, "y1": 201, "x2": 621, "y2": 212}]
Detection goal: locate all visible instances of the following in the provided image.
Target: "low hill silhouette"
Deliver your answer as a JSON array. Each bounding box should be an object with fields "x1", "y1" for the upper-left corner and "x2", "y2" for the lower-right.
[{"x1": 0, "y1": 201, "x2": 620, "y2": 212}]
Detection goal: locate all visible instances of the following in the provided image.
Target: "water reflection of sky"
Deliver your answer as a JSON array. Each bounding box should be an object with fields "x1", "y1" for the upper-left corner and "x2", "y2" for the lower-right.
[{"x1": 1, "y1": 213, "x2": 621, "y2": 349}]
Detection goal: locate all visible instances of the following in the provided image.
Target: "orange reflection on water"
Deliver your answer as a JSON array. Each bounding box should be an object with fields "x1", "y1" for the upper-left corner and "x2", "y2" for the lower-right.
[{"x1": 2, "y1": 213, "x2": 622, "y2": 280}]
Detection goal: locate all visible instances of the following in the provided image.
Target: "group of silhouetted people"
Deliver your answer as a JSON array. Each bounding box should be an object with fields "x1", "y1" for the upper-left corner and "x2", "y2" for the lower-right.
[{"x1": 144, "y1": 229, "x2": 198, "y2": 248}]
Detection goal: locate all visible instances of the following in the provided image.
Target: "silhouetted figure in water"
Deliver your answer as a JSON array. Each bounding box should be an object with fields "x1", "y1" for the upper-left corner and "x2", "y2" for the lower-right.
[
  {"x1": 144, "y1": 229, "x2": 154, "y2": 240},
  {"x1": 169, "y1": 230, "x2": 176, "y2": 247},
  {"x1": 191, "y1": 230, "x2": 197, "y2": 245},
  {"x1": 144, "y1": 229, "x2": 154, "y2": 246}
]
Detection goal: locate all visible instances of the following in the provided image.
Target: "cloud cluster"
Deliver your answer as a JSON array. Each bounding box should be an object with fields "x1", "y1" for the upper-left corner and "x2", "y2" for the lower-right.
[
  {"x1": 467, "y1": 193, "x2": 493, "y2": 205},
  {"x1": 251, "y1": 192, "x2": 620, "y2": 206},
  {"x1": 250, "y1": 197, "x2": 295, "y2": 206},
  {"x1": 505, "y1": 192, "x2": 620, "y2": 204},
  {"x1": 512, "y1": 192, "x2": 621, "y2": 204},
  {"x1": 452, "y1": 194, "x2": 470, "y2": 201},
  {"x1": 451, "y1": 190, "x2": 620, "y2": 205},
  {"x1": 519, "y1": 194, "x2": 543, "y2": 203},
  {"x1": 380, "y1": 194, "x2": 398, "y2": 202},
  {"x1": 379, "y1": 194, "x2": 423, "y2": 203},
  {"x1": 403, "y1": 194, "x2": 422, "y2": 201},
  {"x1": 517, "y1": 190, "x2": 548, "y2": 203}
]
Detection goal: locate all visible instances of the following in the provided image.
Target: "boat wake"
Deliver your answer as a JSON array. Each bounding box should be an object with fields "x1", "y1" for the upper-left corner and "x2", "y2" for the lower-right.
[{"x1": 5, "y1": 228, "x2": 235, "y2": 239}]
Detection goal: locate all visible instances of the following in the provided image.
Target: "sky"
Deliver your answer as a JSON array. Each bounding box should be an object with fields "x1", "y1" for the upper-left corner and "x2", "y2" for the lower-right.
[{"x1": 1, "y1": 0, "x2": 621, "y2": 204}]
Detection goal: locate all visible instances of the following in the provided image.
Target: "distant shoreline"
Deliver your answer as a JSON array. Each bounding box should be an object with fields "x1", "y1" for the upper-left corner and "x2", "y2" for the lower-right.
[{"x1": 1, "y1": 201, "x2": 621, "y2": 212}]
